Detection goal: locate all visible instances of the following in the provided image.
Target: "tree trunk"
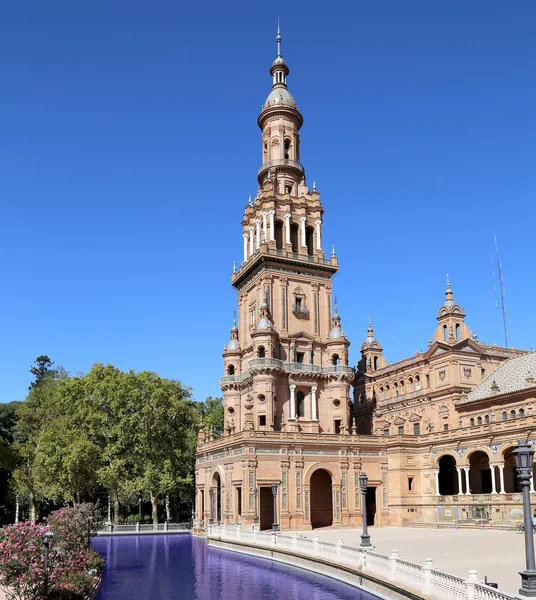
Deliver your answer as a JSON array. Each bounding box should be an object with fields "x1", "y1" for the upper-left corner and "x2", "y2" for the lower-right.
[
  {"x1": 29, "y1": 492, "x2": 37, "y2": 524},
  {"x1": 165, "y1": 494, "x2": 171, "y2": 523},
  {"x1": 151, "y1": 492, "x2": 159, "y2": 524},
  {"x1": 114, "y1": 491, "x2": 120, "y2": 525}
]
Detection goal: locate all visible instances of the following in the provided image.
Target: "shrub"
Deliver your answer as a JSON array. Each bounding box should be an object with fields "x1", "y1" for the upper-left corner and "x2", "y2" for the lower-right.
[{"x1": 0, "y1": 504, "x2": 104, "y2": 600}]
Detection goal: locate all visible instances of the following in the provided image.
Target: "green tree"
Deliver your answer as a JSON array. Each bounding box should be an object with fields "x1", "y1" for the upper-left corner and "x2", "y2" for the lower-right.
[
  {"x1": 28, "y1": 355, "x2": 58, "y2": 389},
  {"x1": 129, "y1": 371, "x2": 197, "y2": 523},
  {"x1": 198, "y1": 396, "x2": 224, "y2": 437}
]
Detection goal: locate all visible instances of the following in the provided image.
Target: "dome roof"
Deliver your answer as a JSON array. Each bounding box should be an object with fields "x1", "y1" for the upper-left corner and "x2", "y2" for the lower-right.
[
  {"x1": 257, "y1": 318, "x2": 273, "y2": 330},
  {"x1": 225, "y1": 339, "x2": 239, "y2": 351},
  {"x1": 263, "y1": 87, "x2": 297, "y2": 110},
  {"x1": 328, "y1": 327, "x2": 342, "y2": 339}
]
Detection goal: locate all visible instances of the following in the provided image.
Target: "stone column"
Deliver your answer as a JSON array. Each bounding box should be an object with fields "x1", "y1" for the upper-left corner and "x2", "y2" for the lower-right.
[
  {"x1": 300, "y1": 216, "x2": 307, "y2": 248},
  {"x1": 434, "y1": 469, "x2": 440, "y2": 496},
  {"x1": 249, "y1": 226, "x2": 254, "y2": 256},
  {"x1": 457, "y1": 468, "x2": 463, "y2": 495},
  {"x1": 262, "y1": 212, "x2": 267, "y2": 242},
  {"x1": 289, "y1": 384, "x2": 296, "y2": 420},
  {"x1": 498, "y1": 464, "x2": 506, "y2": 494},
  {"x1": 315, "y1": 220, "x2": 322, "y2": 251},
  {"x1": 243, "y1": 233, "x2": 248, "y2": 262},
  {"x1": 255, "y1": 219, "x2": 261, "y2": 250},
  {"x1": 284, "y1": 213, "x2": 291, "y2": 246},
  {"x1": 490, "y1": 464, "x2": 497, "y2": 494},
  {"x1": 269, "y1": 210, "x2": 275, "y2": 241},
  {"x1": 531, "y1": 476, "x2": 535, "y2": 494},
  {"x1": 311, "y1": 385, "x2": 318, "y2": 421},
  {"x1": 464, "y1": 467, "x2": 471, "y2": 495}
]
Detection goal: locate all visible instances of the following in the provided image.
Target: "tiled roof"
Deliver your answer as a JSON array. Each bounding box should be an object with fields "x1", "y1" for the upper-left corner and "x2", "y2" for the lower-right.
[{"x1": 464, "y1": 351, "x2": 536, "y2": 402}]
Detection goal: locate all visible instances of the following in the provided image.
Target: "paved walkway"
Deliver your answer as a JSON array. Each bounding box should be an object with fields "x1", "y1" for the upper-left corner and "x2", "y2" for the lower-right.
[{"x1": 282, "y1": 527, "x2": 525, "y2": 596}]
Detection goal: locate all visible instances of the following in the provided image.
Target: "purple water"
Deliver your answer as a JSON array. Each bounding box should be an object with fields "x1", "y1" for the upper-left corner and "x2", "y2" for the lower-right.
[{"x1": 92, "y1": 534, "x2": 382, "y2": 599}]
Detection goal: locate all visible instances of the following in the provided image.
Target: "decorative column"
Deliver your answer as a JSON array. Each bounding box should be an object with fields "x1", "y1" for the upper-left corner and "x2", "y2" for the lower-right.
[
  {"x1": 434, "y1": 470, "x2": 440, "y2": 496},
  {"x1": 262, "y1": 212, "x2": 267, "y2": 242},
  {"x1": 464, "y1": 467, "x2": 471, "y2": 495},
  {"x1": 284, "y1": 213, "x2": 291, "y2": 246},
  {"x1": 456, "y1": 468, "x2": 463, "y2": 495},
  {"x1": 255, "y1": 219, "x2": 261, "y2": 249},
  {"x1": 269, "y1": 210, "x2": 275, "y2": 241},
  {"x1": 498, "y1": 463, "x2": 506, "y2": 494},
  {"x1": 300, "y1": 216, "x2": 307, "y2": 248},
  {"x1": 249, "y1": 226, "x2": 254, "y2": 256},
  {"x1": 531, "y1": 476, "x2": 535, "y2": 495},
  {"x1": 490, "y1": 465, "x2": 497, "y2": 494},
  {"x1": 15, "y1": 495, "x2": 20, "y2": 524},
  {"x1": 209, "y1": 488, "x2": 214, "y2": 525},
  {"x1": 315, "y1": 220, "x2": 322, "y2": 251},
  {"x1": 243, "y1": 233, "x2": 248, "y2": 262},
  {"x1": 311, "y1": 385, "x2": 318, "y2": 420},
  {"x1": 289, "y1": 384, "x2": 296, "y2": 420}
]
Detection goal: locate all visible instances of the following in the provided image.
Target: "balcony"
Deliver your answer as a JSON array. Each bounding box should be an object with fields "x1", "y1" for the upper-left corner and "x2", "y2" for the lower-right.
[
  {"x1": 257, "y1": 159, "x2": 304, "y2": 178},
  {"x1": 292, "y1": 304, "x2": 309, "y2": 318}
]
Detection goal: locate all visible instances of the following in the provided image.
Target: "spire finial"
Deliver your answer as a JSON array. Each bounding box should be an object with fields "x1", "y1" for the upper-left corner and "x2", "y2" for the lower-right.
[
  {"x1": 277, "y1": 17, "x2": 282, "y2": 57},
  {"x1": 233, "y1": 311, "x2": 237, "y2": 328},
  {"x1": 332, "y1": 244, "x2": 336, "y2": 258},
  {"x1": 233, "y1": 261, "x2": 237, "y2": 274},
  {"x1": 368, "y1": 314, "x2": 372, "y2": 328},
  {"x1": 446, "y1": 273, "x2": 451, "y2": 291},
  {"x1": 334, "y1": 297, "x2": 339, "y2": 316}
]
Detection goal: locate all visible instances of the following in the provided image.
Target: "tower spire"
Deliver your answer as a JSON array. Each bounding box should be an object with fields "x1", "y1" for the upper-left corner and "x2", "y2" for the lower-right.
[{"x1": 277, "y1": 18, "x2": 282, "y2": 57}]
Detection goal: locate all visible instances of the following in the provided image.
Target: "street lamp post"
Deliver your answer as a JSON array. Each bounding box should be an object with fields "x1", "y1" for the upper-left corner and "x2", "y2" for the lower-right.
[
  {"x1": 107, "y1": 495, "x2": 111, "y2": 525},
  {"x1": 43, "y1": 531, "x2": 53, "y2": 598},
  {"x1": 15, "y1": 495, "x2": 20, "y2": 524},
  {"x1": 513, "y1": 440, "x2": 536, "y2": 597},
  {"x1": 209, "y1": 488, "x2": 214, "y2": 525},
  {"x1": 138, "y1": 492, "x2": 142, "y2": 523},
  {"x1": 359, "y1": 472, "x2": 372, "y2": 548},
  {"x1": 271, "y1": 482, "x2": 279, "y2": 532},
  {"x1": 253, "y1": 488, "x2": 259, "y2": 525}
]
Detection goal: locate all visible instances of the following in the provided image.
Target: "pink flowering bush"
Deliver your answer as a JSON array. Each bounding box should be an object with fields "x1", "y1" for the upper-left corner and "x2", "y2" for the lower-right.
[{"x1": 0, "y1": 505, "x2": 104, "y2": 600}]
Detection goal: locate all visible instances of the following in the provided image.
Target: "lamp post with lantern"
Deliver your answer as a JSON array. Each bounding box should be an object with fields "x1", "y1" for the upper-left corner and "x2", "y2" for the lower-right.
[
  {"x1": 513, "y1": 440, "x2": 536, "y2": 597},
  {"x1": 43, "y1": 531, "x2": 53, "y2": 598},
  {"x1": 359, "y1": 472, "x2": 372, "y2": 548},
  {"x1": 253, "y1": 488, "x2": 259, "y2": 526}
]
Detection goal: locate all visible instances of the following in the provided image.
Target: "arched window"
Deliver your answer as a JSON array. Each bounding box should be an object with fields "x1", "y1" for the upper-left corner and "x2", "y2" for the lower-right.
[
  {"x1": 274, "y1": 220, "x2": 284, "y2": 249},
  {"x1": 484, "y1": 415, "x2": 490, "y2": 424},
  {"x1": 394, "y1": 382, "x2": 399, "y2": 396},
  {"x1": 443, "y1": 325, "x2": 448, "y2": 341},
  {"x1": 477, "y1": 416, "x2": 482, "y2": 426},
  {"x1": 470, "y1": 418, "x2": 475, "y2": 427},
  {"x1": 290, "y1": 223, "x2": 299, "y2": 252},
  {"x1": 510, "y1": 409, "x2": 516, "y2": 419},
  {"x1": 409, "y1": 377, "x2": 414, "y2": 389},
  {"x1": 306, "y1": 226, "x2": 314, "y2": 256},
  {"x1": 284, "y1": 138, "x2": 291, "y2": 160},
  {"x1": 257, "y1": 346, "x2": 265, "y2": 358},
  {"x1": 400, "y1": 380, "x2": 405, "y2": 392},
  {"x1": 227, "y1": 364, "x2": 235, "y2": 375},
  {"x1": 455, "y1": 323, "x2": 461, "y2": 340},
  {"x1": 373, "y1": 356, "x2": 378, "y2": 370},
  {"x1": 415, "y1": 375, "x2": 421, "y2": 391},
  {"x1": 332, "y1": 354, "x2": 340, "y2": 368},
  {"x1": 296, "y1": 391, "x2": 305, "y2": 418},
  {"x1": 502, "y1": 411, "x2": 507, "y2": 421},
  {"x1": 519, "y1": 408, "x2": 525, "y2": 418}
]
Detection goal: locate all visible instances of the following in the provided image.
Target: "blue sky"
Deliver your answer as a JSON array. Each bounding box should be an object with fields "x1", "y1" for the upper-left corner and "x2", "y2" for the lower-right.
[{"x1": 1, "y1": 1, "x2": 535, "y2": 403}]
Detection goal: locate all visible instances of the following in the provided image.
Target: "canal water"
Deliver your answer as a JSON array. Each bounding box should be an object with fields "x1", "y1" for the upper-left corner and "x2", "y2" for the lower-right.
[{"x1": 93, "y1": 534, "x2": 382, "y2": 599}]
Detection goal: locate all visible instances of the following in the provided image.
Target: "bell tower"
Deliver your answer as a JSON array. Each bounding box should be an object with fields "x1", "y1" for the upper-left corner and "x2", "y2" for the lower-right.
[
  {"x1": 220, "y1": 26, "x2": 355, "y2": 436},
  {"x1": 433, "y1": 275, "x2": 471, "y2": 344}
]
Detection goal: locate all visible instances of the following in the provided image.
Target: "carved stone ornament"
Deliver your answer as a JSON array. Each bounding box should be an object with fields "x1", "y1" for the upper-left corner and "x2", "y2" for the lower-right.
[
  {"x1": 439, "y1": 369, "x2": 446, "y2": 381},
  {"x1": 464, "y1": 367, "x2": 472, "y2": 379}
]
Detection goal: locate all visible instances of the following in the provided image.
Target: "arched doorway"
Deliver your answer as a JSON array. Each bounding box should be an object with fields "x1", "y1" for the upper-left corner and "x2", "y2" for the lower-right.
[
  {"x1": 468, "y1": 451, "x2": 492, "y2": 494},
  {"x1": 438, "y1": 455, "x2": 458, "y2": 495},
  {"x1": 503, "y1": 447, "x2": 521, "y2": 493},
  {"x1": 212, "y1": 472, "x2": 222, "y2": 523},
  {"x1": 310, "y1": 469, "x2": 333, "y2": 528}
]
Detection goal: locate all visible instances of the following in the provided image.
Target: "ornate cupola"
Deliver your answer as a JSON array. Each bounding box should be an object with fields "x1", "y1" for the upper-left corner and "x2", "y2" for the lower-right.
[
  {"x1": 257, "y1": 22, "x2": 306, "y2": 196},
  {"x1": 251, "y1": 296, "x2": 279, "y2": 358},
  {"x1": 327, "y1": 300, "x2": 350, "y2": 366},
  {"x1": 434, "y1": 275, "x2": 471, "y2": 344},
  {"x1": 223, "y1": 315, "x2": 241, "y2": 377},
  {"x1": 360, "y1": 317, "x2": 385, "y2": 373}
]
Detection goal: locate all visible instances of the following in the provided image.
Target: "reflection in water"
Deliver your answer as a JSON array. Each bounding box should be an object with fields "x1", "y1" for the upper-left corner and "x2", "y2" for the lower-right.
[{"x1": 93, "y1": 535, "x2": 380, "y2": 600}]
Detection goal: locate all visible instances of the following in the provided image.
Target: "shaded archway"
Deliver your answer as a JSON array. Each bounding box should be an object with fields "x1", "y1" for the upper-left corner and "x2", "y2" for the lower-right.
[
  {"x1": 274, "y1": 220, "x2": 284, "y2": 249},
  {"x1": 468, "y1": 451, "x2": 491, "y2": 494},
  {"x1": 310, "y1": 469, "x2": 333, "y2": 528},
  {"x1": 212, "y1": 472, "x2": 222, "y2": 523},
  {"x1": 438, "y1": 455, "x2": 458, "y2": 495},
  {"x1": 290, "y1": 223, "x2": 299, "y2": 252},
  {"x1": 503, "y1": 447, "x2": 521, "y2": 493}
]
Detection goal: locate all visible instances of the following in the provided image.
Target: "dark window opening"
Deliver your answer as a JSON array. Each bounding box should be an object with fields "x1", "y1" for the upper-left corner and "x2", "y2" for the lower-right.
[
  {"x1": 443, "y1": 325, "x2": 448, "y2": 341},
  {"x1": 275, "y1": 220, "x2": 284, "y2": 249},
  {"x1": 259, "y1": 415, "x2": 266, "y2": 427},
  {"x1": 456, "y1": 323, "x2": 461, "y2": 340},
  {"x1": 257, "y1": 346, "x2": 265, "y2": 358},
  {"x1": 373, "y1": 356, "x2": 378, "y2": 370},
  {"x1": 334, "y1": 419, "x2": 341, "y2": 434},
  {"x1": 290, "y1": 223, "x2": 299, "y2": 252},
  {"x1": 383, "y1": 428, "x2": 390, "y2": 436},
  {"x1": 413, "y1": 423, "x2": 420, "y2": 435},
  {"x1": 443, "y1": 423, "x2": 449, "y2": 431},
  {"x1": 408, "y1": 477, "x2": 414, "y2": 491},
  {"x1": 306, "y1": 226, "x2": 314, "y2": 256},
  {"x1": 227, "y1": 364, "x2": 235, "y2": 375},
  {"x1": 295, "y1": 297, "x2": 302, "y2": 310},
  {"x1": 284, "y1": 138, "x2": 291, "y2": 160},
  {"x1": 296, "y1": 391, "x2": 305, "y2": 418},
  {"x1": 398, "y1": 425, "x2": 404, "y2": 435},
  {"x1": 296, "y1": 352, "x2": 304, "y2": 363}
]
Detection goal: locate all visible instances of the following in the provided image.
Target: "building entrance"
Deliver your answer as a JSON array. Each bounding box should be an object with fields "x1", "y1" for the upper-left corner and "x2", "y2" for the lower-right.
[
  {"x1": 259, "y1": 487, "x2": 273, "y2": 530},
  {"x1": 310, "y1": 469, "x2": 333, "y2": 528},
  {"x1": 366, "y1": 487, "x2": 376, "y2": 526}
]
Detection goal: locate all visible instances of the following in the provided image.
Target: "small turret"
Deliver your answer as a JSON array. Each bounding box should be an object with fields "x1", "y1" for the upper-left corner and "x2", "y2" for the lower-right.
[
  {"x1": 434, "y1": 275, "x2": 471, "y2": 344},
  {"x1": 360, "y1": 316, "x2": 385, "y2": 372}
]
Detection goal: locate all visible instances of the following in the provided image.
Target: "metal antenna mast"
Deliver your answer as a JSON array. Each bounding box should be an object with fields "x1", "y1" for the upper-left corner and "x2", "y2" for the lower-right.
[{"x1": 491, "y1": 233, "x2": 508, "y2": 347}]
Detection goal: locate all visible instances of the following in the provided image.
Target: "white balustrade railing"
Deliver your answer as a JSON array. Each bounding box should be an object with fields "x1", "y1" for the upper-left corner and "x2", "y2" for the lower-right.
[{"x1": 207, "y1": 525, "x2": 516, "y2": 600}]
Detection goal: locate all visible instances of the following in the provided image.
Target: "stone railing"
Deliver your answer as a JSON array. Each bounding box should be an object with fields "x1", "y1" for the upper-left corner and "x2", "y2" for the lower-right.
[
  {"x1": 207, "y1": 525, "x2": 514, "y2": 600},
  {"x1": 99, "y1": 522, "x2": 191, "y2": 534}
]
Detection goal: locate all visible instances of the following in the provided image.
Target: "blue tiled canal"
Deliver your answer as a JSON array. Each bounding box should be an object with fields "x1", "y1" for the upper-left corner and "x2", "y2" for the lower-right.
[{"x1": 93, "y1": 534, "x2": 382, "y2": 599}]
